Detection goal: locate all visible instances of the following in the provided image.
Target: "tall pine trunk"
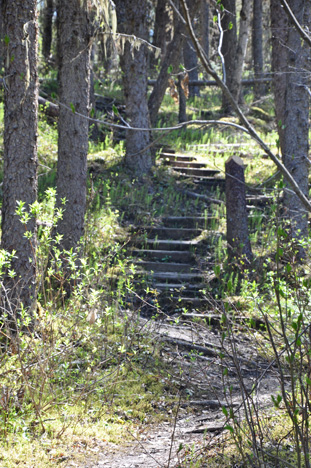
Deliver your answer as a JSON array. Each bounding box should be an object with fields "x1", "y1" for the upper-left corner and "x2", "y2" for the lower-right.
[
  {"x1": 231, "y1": 0, "x2": 252, "y2": 103},
  {"x1": 55, "y1": 0, "x2": 91, "y2": 253},
  {"x1": 252, "y1": 0, "x2": 264, "y2": 98},
  {"x1": 200, "y1": 0, "x2": 209, "y2": 58},
  {"x1": 271, "y1": 0, "x2": 310, "y2": 252},
  {"x1": 1, "y1": 0, "x2": 38, "y2": 319},
  {"x1": 183, "y1": 39, "x2": 200, "y2": 98},
  {"x1": 221, "y1": 0, "x2": 237, "y2": 113},
  {"x1": 283, "y1": 0, "x2": 310, "y2": 247},
  {"x1": 148, "y1": 20, "x2": 185, "y2": 127},
  {"x1": 116, "y1": 0, "x2": 152, "y2": 175},
  {"x1": 152, "y1": 0, "x2": 173, "y2": 68},
  {"x1": 0, "y1": 0, "x2": 3, "y2": 70},
  {"x1": 42, "y1": 0, "x2": 54, "y2": 63}
]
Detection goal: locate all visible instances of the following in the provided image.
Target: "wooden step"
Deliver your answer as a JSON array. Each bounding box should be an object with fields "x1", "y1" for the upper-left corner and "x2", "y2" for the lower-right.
[
  {"x1": 172, "y1": 167, "x2": 221, "y2": 177},
  {"x1": 131, "y1": 249, "x2": 194, "y2": 263},
  {"x1": 160, "y1": 152, "x2": 196, "y2": 162},
  {"x1": 161, "y1": 216, "x2": 218, "y2": 228},
  {"x1": 164, "y1": 161, "x2": 208, "y2": 169},
  {"x1": 148, "y1": 271, "x2": 204, "y2": 283},
  {"x1": 134, "y1": 260, "x2": 196, "y2": 273},
  {"x1": 154, "y1": 282, "x2": 206, "y2": 293},
  {"x1": 137, "y1": 227, "x2": 202, "y2": 240},
  {"x1": 136, "y1": 270, "x2": 204, "y2": 283},
  {"x1": 144, "y1": 239, "x2": 202, "y2": 250},
  {"x1": 170, "y1": 296, "x2": 206, "y2": 307},
  {"x1": 189, "y1": 177, "x2": 226, "y2": 187}
]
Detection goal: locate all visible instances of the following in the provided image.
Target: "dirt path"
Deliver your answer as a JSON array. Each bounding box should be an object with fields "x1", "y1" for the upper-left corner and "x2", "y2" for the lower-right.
[{"x1": 72, "y1": 313, "x2": 280, "y2": 468}]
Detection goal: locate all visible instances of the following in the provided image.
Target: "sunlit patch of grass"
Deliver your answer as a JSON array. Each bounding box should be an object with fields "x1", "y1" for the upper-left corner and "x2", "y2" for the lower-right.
[{"x1": 37, "y1": 118, "x2": 58, "y2": 166}]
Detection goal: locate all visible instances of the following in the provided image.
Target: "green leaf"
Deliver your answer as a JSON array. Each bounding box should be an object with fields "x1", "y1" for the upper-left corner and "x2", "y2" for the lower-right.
[
  {"x1": 4, "y1": 35, "x2": 10, "y2": 46},
  {"x1": 112, "y1": 104, "x2": 119, "y2": 115},
  {"x1": 177, "y1": 443, "x2": 183, "y2": 453},
  {"x1": 70, "y1": 102, "x2": 76, "y2": 114},
  {"x1": 277, "y1": 227, "x2": 287, "y2": 238},
  {"x1": 228, "y1": 21, "x2": 233, "y2": 30},
  {"x1": 222, "y1": 406, "x2": 228, "y2": 417},
  {"x1": 224, "y1": 424, "x2": 234, "y2": 434},
  {"x1": 167, "y1": 65, "x2": 173, "y2": 74}
]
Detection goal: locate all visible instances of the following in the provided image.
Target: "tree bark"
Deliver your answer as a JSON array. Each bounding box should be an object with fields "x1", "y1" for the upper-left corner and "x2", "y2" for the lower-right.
[
  {"x1": 148, "y1": 20, "x2": 185, "y2": 127},
  {"x1": 271, "y1": 0, "x2": 288, "y2": 157},
  {"x1": 282, "y1": 0, "x2": 310, "y2": 246},
  {"x1": 231, "y1": 0, "x2": 252, "y2": 103},
  {"x1": 183, "y1": 38, "x2": 200, "y2": 97},
  {"x1": 252, "y1": 0, "x2": 264, "y2": 98},
  {"x1": 148, "y1": 0, "x2": 200, "y2": 126},
  {"x1": 116, "y1": 0, "x2": 152, "y2": 175},
  {"x1": 152, "y1": 0, "x2": 173, "y2": 67},
  {"x1": 225, "y1": 156, "x2": 252, "y2": 264},
  {"x1": 1, "y1": 0, "x2": 38, "y2": 318},
  {"x1": 221, "y1": 0, "x2": 237, "y2": 113},
  {"x1": 42, "y1": 0, "x2": 54, "y2": 63},
  {"x1": 177, "y1": 74, "x2": 187, "y2": 123},
  {"x1": 0, "y1": 0, "x2": 3, "y2": 70},
  {"x1": 55, "y1": 0, "x2": 91, "y2": 253},
  {"x1": 200, "y1": 0, "x2": 209, "y2": 58},
  {"x1": 271, "y1": 0, "x2": 310, "y2": 249}
]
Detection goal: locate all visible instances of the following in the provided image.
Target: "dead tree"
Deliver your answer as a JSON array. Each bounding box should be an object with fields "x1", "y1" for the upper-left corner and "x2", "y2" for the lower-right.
[{"x1": 225, "y1": 156, "x2": 253, "y2": 265}]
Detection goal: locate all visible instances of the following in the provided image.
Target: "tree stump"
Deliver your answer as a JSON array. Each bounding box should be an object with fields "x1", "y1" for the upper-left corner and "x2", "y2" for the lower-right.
[{"x1": 225, "y1": 155, "x2": 253, "y2": 265}]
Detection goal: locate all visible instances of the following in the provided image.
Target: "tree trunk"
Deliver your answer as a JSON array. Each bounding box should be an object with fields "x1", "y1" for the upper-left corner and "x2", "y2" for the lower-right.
[
  {"x1": 152, "y1": 0, "x2": 173, "y2": 68},
  {"x1": 116, "y1": 0, "x2": 152, "y2": 175},
  {"x1": 183, "y1": 39, "x2": 200, "y2": 98},
  {"x1": 226, "y1": 156, "x2": 252, "y2": 264},
  {"x1": 283, "y1": 0, "x2": 310, "y2": 247},
  {"x1": 0, "y1": 0, "x2": 3, "y2": 70},
  {"x1": 42, "y1": 0, "x2": 54, "y2": 63},
  {"x1": 271, "y1": 0, "x2": 310, "y2": 252},
  {"x1": 1, "y1": 0, "x2": 38, "y2": 318},
  {"x1": 231, "y1": 0, "x2": 252, "y2": 103},
  {"x1": 270, "y1": 0, "x2": 288, "y2": 157},
  {"x1": 148, "y1": 20, "x2": 185, "y2": 127},
  {"x1": 221, "y1": 0, "x2": 237, "y2": 113},
  {"x1": 55, "y1": 0, "x2": 91, "y2": 253},
  {"x1": 200, "y1": 0, "x2": 209, "y2": 58},
  {"x1": 252, "y1": 0, "x2": 264, "y2": 98},
  {"x1": 177, "y1": 74, "x2": 187, "y2": 123},
  {"x1": 148, "y1": 0, "x2": 200, "y2": 126}
]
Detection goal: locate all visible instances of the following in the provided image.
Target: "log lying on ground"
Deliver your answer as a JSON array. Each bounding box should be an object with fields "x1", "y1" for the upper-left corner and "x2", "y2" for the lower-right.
[
  {"x1": 148, "y1": 77, "x2": 272, "y2": 87},
  {"x1": 38, "y1": 96, "x2": 59, "y2": 118},
  {"x1": 158, "y1": 334, "x2": 220, "y2": 357}
]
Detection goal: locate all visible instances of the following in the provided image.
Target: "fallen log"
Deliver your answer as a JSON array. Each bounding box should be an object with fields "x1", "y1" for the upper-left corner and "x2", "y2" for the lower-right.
[
  {"x1": 38, "y1": 96, "x2": 59, "y2": 118},
  {"x1": 158, "y1": 334, "x2": 220, "y2": 357},
  {"x1": 148, "y1": 77, "x2": 272, "y2": 87}
]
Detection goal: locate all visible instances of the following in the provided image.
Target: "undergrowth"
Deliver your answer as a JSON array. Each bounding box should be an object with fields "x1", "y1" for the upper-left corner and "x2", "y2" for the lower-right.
[{"x1": 2, "y1": 79, "x2": 310, "y2": 468}]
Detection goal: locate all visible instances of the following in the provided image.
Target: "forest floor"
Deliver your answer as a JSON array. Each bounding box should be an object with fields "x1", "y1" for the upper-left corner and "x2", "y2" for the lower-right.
[{"x1": 72, "y1": 310, "x2": 282, "y2": 468}]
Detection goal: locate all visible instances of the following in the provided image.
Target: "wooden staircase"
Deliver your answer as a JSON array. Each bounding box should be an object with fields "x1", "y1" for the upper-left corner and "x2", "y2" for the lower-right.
[
  {"x1": 130, "y1": 150, "x2": 226, "y2": 315},
  {"x1": 159, "y1": 151, "x2": 225, "y2": 186}
]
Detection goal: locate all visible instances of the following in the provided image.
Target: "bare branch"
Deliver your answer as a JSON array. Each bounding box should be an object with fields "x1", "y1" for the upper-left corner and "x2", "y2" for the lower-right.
[{"x1": 279, "y1": 0, "x2": 311, "y2": 48}]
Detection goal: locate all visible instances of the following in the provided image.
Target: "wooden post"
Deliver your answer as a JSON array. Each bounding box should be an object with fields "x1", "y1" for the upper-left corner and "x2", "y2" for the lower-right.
[
  {"x1": 225, "y1": 155, "x2": 253, "y2": 265},
  {"x1": 177, "y1": 73, "x2": 187, "y2": 123}
]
